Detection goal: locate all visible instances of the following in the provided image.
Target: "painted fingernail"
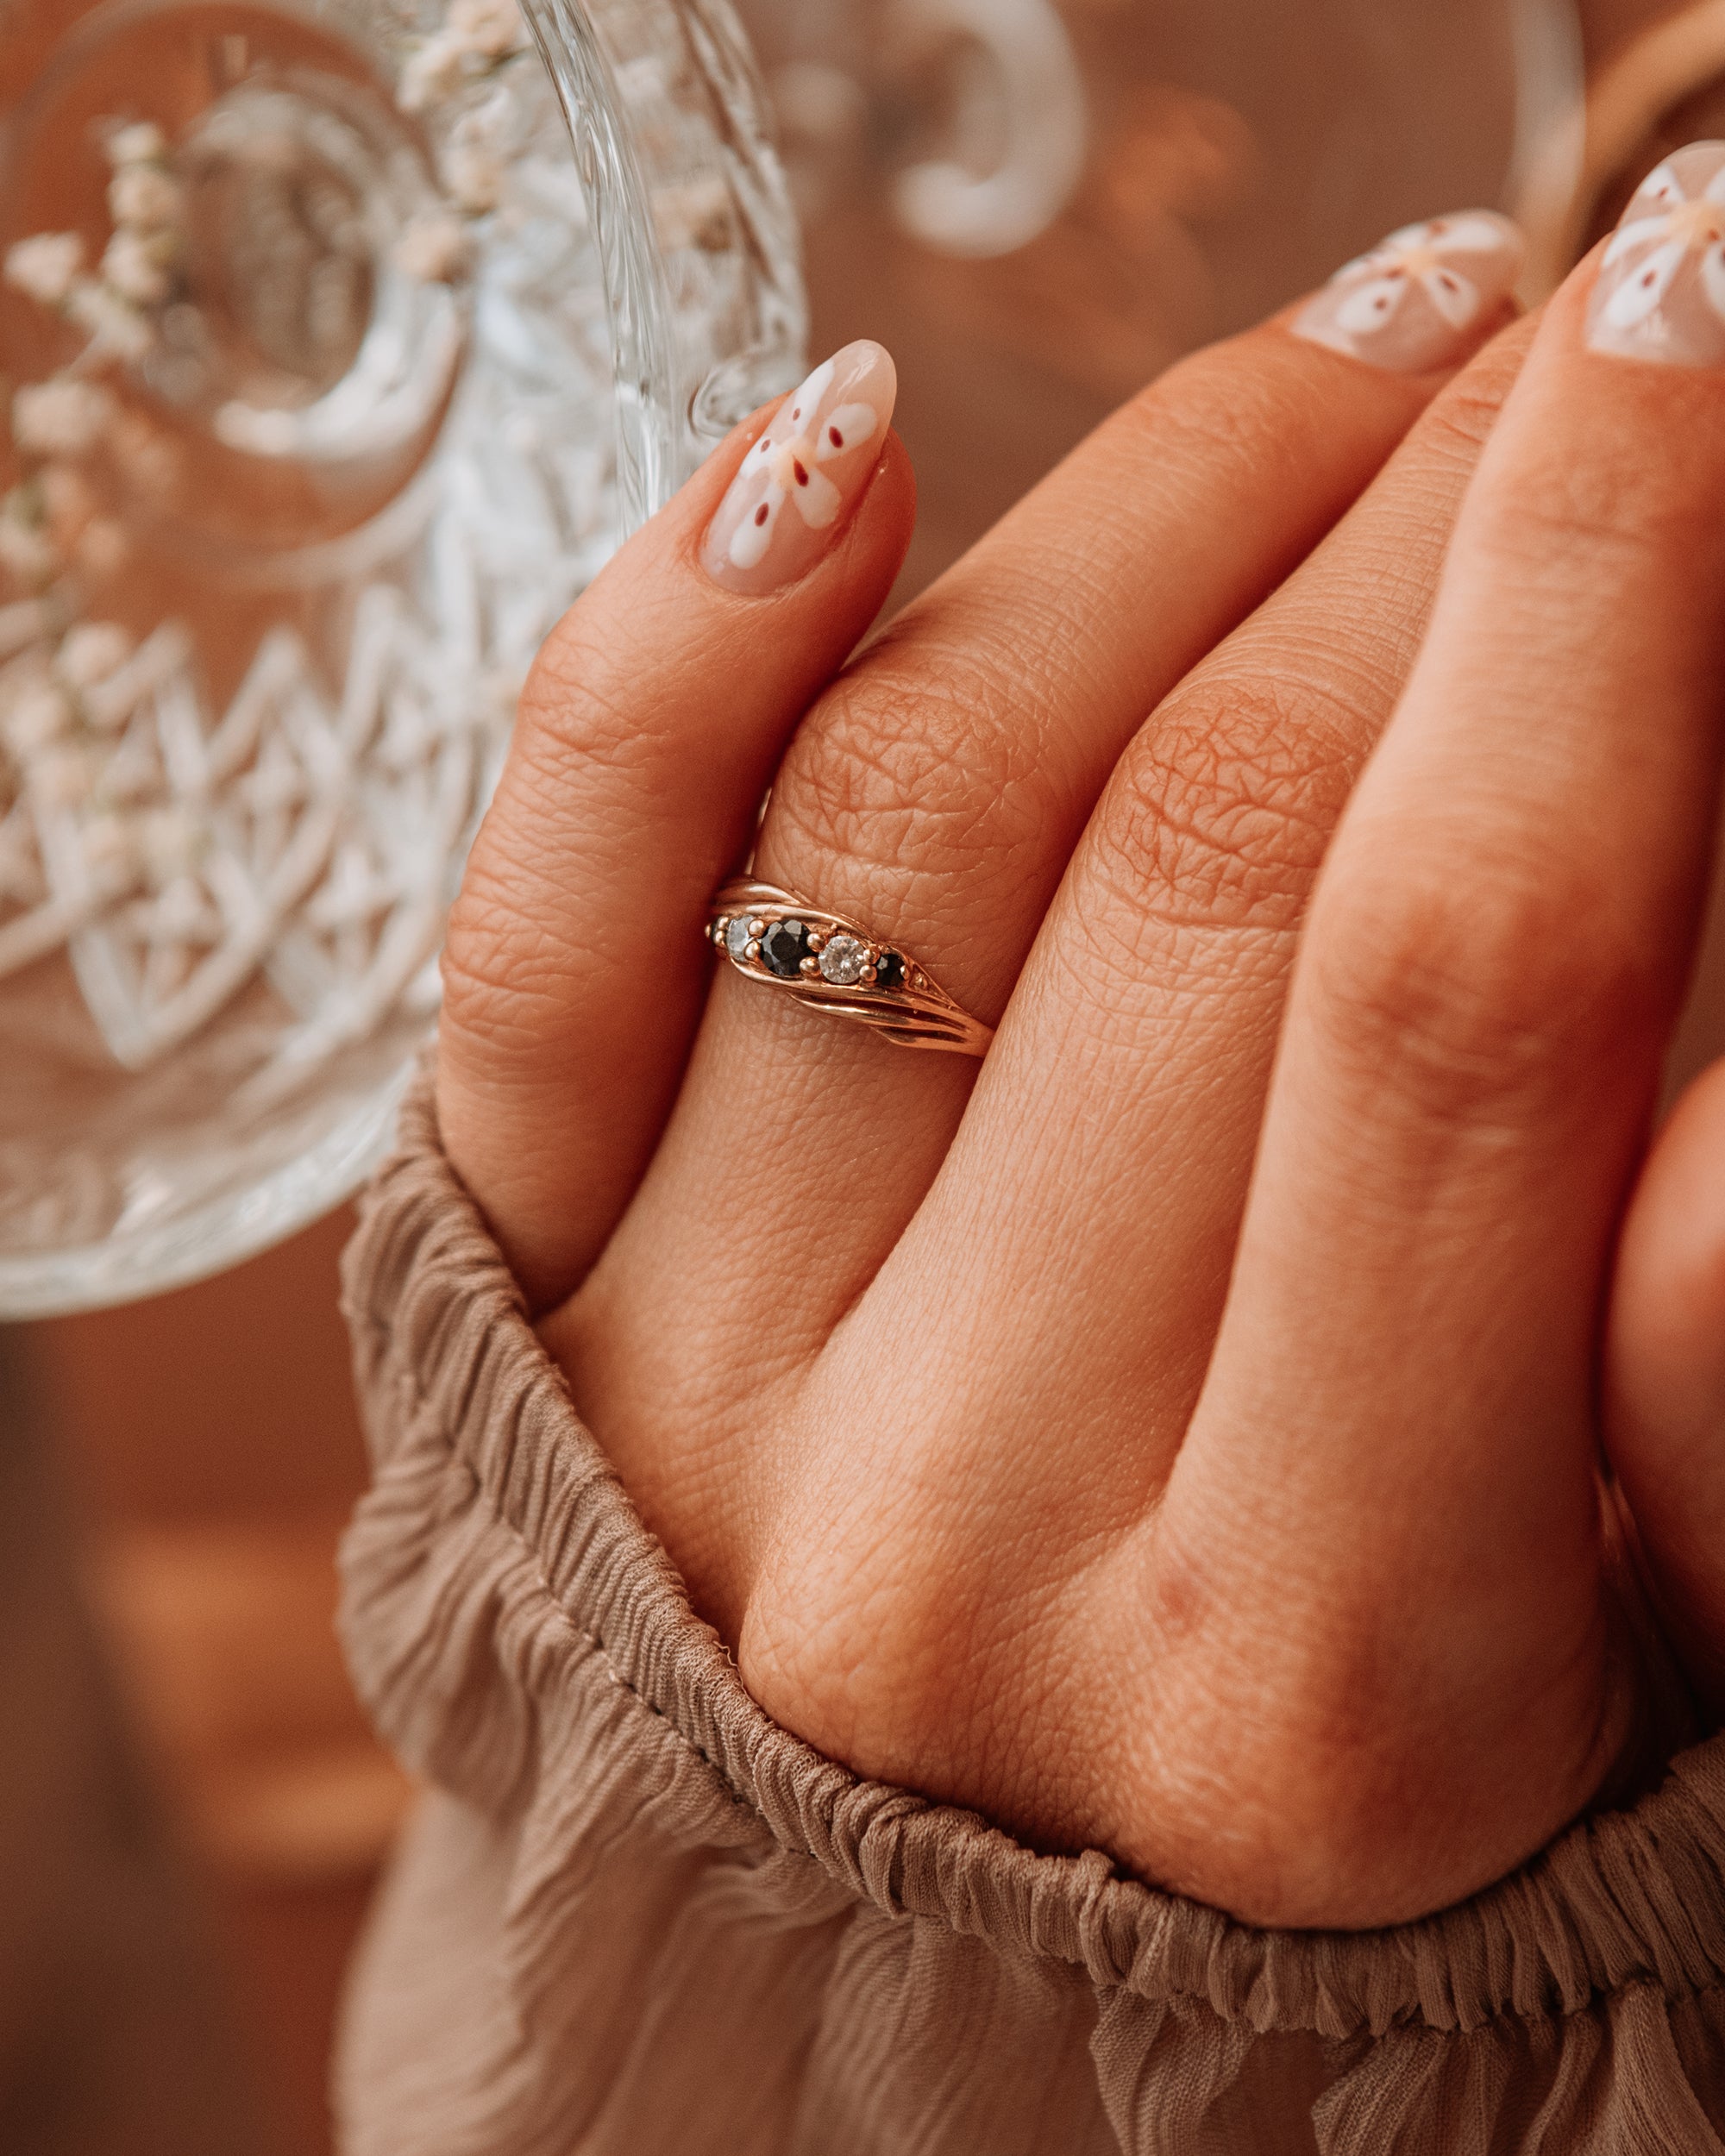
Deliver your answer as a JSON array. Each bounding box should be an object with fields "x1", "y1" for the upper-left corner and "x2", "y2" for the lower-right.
[
  {"x1": 1588, "y1": 141, "x2": 1725, "y2": 367},
  {"x1": 1294, "y1": 212, "x2": 1525, "y2": 373},
  {"x1": 702, "y1": 340, "x2": 897, "y2": 595}
]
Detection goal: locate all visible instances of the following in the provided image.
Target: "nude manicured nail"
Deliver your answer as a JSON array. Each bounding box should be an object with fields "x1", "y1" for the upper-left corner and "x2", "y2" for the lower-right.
[
  {"x1": 1294, "y1": 212, "x2": 1525, "y2": 373},
  {"x1": 1588, "y1": 141, "x2": 1725, "y2": 367},
  {"x1": 702, "y1": 341, "x2": 896, "y2": 595}
]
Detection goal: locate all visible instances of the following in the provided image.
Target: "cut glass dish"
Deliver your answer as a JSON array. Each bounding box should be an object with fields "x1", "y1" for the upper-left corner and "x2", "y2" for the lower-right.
[{"x1": 0, "y1": 0, "x2": 805, "y2": 1312}]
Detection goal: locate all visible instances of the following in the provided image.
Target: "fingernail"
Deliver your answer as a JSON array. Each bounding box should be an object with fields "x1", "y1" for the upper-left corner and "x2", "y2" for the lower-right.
[
  {"x1": 1294, "y1": 212, "x2": 1524, "y2": 374},
  {"x1": 1588, "y1": 141, "x2": 1725, "y2": 367},
  {"x1": 702, "y1": 341, "x2": 897, "y2": 595}
]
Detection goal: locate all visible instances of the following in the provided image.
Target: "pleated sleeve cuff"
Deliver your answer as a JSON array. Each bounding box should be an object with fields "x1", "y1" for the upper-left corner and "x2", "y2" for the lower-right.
[{"x1": 335, "y1": 1077, "x2": 1725, "y2": 2156}]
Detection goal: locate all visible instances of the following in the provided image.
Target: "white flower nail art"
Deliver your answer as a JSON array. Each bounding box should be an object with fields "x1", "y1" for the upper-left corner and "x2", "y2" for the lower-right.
[
  {"x1": 704, "y1": 342, "x2": 897, "y2": 595},
  {"x1": 1295, "y1": 212, "x2": 1525, "y2": 375},
  {"x1": 726, "y1": 360, "x2": 877, "y2": 571},
  {"x1": 1589, "y1": 143, "x2": 1725, "y2": 367}
]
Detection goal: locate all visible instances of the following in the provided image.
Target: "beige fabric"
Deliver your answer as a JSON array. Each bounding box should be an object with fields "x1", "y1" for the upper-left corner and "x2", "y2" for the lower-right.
[{"x1": 336, "y1": 1085, "x2": 1725, "y2": 2155}]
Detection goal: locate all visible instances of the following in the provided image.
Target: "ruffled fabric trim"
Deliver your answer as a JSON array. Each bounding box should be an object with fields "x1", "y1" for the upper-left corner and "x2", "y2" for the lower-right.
[{"x1": 336, "y1": 1081, "x2": 1725, "y2": 2154}]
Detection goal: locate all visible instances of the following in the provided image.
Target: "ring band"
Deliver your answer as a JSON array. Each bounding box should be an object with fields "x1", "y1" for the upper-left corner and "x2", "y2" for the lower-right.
[{"x1": 708, "y1": 878, "x2": 994, "y2": 1058}]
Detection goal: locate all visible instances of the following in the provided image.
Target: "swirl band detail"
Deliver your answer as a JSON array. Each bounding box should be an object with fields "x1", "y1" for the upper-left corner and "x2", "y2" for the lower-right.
[{"x1": 708, "y1": 878, "x2": 993, "y2": 1058}]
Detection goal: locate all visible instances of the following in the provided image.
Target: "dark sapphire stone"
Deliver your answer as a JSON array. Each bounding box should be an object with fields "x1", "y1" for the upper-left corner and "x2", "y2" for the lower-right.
[
  {"x1": 874, "y1": 950, "x2": 905, "y2": 992},
  {"x1": 761, "y1": 919, "x2": 809, "y2": 977}
]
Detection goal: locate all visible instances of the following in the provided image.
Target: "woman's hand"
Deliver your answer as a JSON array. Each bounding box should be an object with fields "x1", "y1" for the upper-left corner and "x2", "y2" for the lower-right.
[{"x1": 436, "y1": 161, "x2": 1725, "y2": 1929}]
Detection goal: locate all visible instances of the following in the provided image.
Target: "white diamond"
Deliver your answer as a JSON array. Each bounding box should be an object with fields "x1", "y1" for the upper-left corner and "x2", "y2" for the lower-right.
[
  {"x1": 818, "y1": 932, "x2": 867, "y2": 985},
  {"x1": 724, "y1": 916, "x2": 754, "y2": 960}
]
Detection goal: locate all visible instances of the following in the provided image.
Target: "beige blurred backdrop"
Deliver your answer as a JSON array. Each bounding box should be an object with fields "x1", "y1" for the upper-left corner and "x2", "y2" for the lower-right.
[{"x1": 4, "y1": 2, "x2": 1716, "y2": 2151}]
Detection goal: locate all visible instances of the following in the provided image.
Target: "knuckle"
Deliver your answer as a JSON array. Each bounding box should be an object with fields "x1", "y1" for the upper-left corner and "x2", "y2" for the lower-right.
[
  {"x1": 1134, "y1": 1511, "x2": 1617, "y2": 1923},
  {"x1": 1085, "y1": 678, "x2": 1352, "y2": 957},
  {"x1": 1311, "y1": 841, "x2": 1665, "y2": 1122},
  {"x1": 770, "y1": 648, "x2": 1056, "y2": 916},
  {"x1": 1135, "y1": 1532, "x2": 1428, "y2": 1900}
]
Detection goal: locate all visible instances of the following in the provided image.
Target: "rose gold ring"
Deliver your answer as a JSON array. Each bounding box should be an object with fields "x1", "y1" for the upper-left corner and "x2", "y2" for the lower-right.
[{"x1": 708, "y1": 878, "x2": 994, "y2": 1058}]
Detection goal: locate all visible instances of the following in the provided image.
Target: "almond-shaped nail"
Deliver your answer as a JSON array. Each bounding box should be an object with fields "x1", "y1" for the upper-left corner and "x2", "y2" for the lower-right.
[
  {"x1": 1294, "y1": 212, "x2": 1524, "y2": 373},
  {"x1": 702, "y1": 340, "x2": 897, "y2": 595},
  {"x1": 1588, "y1": 141, "x2": 1725, "y2": 367}
]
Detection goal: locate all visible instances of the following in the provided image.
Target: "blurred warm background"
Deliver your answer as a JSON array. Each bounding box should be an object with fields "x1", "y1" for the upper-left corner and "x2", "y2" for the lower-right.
[{"x1": 3, "y1": 0, "x2": 1717, "y2": 2150}]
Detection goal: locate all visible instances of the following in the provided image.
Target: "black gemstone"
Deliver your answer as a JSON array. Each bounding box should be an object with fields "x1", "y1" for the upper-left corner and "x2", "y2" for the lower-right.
[
  {"x1": 874, "y1": 950, "x2": 905, "y2": 992},
  {"x1": 761, "y1": 919, "x2": 809, "y2": 977}
]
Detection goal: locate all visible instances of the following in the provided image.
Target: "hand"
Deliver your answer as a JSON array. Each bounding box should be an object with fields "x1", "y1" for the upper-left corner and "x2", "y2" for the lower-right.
[{"x1": 436, "y1": 173, "x2": 1725, "y2": 1929}]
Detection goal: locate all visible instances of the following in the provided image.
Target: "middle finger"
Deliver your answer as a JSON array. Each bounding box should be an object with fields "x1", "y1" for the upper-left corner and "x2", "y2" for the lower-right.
[{"x1": 793, "y1": 304, "x2": 1540, "y2": 1592}]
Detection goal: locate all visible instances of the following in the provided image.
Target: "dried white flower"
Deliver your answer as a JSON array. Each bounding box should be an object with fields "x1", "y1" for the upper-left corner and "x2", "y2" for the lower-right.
[
  {"x1": 3, "y1": 682, "x2": 75, "y2": 758},
  {"x1": 11, "y1": 378, "x2": 116, "y2": 456},
  {"x1": 101, "y1": 227, "x2": 174, "y2": 307},
  {"x1": 448, "y1": 0, "x2": 524, "y2": 58},
  {"x1": 394, "y1": 211, "x2": 473, "y2": 283},
  {"x1": 651, "y1": 175, "x2": 732, "y2": 253},
  {"x1": 4, "y1": 231, "x2": 85, "y2": 308},
  {"x1": 57, "y1": 621, "x2": 132, "y2": 689},
  {"x1": 108, "y1": 163, "x2": 184, "y2": 233},
  {"x1": 398, "y1": 32, "x2": 472, "y2": 112},
  {"x1": 65, "y1": 280, "x2": 154, "y2": 361},
  {"x1": 442, "y1": 140, "x2": 505, "y2": 215},
  {"x1": 106, "y1": 122, "x2": 168, "y2": 167}
]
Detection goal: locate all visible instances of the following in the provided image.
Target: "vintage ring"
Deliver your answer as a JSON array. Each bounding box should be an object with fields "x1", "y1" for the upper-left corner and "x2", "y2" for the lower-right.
[{"x1": 707, "y1": 878, "x2": 994, "y2": 1058}]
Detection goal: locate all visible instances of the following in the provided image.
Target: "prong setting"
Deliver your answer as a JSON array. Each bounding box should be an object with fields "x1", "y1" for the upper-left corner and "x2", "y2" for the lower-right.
[{"x1": 706, "y1": 879, "x2": 992, "y2": 1057}]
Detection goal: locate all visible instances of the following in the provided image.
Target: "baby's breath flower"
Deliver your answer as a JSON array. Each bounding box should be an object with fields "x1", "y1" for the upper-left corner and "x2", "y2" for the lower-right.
[
  {"x1": 105, "y1": 121, "x2": 167, "y2": 167},
  {"x1": 442, "y1": 140, "x2": 505, "y2": 215},
  {"x1": 448, "y1": 0, "x2": 525, "y2": 58},
  {"x1": 394, "y1": 212, "x2": 473, "y2": 283},
  {"x1": 3, "y1": 681, "x2": 75, "y2": 758},
  {"x1": 57, "y1": 620, "x2": 132, "y2": 690},
  {"x1": 65, "y1": 279, "x2": 154, "y2": 361},
  {"x1": 11, "y1": 378, "x2": 116, "y2": 457},
  {"x1": 101, "y1": 227, "x2": 175, "y2": 307},
  {"x1": 108, "y1": 162, "x2": 184, "y2": 233},
  {"x1": 4, "y1": 231, "x2": 86, "y2": 308},
  {"x1": 398, "y1": 32, "x2": 472, "y2": 112}
]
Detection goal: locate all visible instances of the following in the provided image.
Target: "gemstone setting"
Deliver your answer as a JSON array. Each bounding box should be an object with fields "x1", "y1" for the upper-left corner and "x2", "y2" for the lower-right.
[
  {"x1": 724, "y1": 916, "x2": 755, "y2": 962},
  {"x1": 818, "y1": 932, "x2": 868, "y2": 986},
  {"x1": 874, "y1": 950, "x2": 906, "y2": 992},
  {"x1": 760, "y1": 918, "x2": 810, "y2": 977}
]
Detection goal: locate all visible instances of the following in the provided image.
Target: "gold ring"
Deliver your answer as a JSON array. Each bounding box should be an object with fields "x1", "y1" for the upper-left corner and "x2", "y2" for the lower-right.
[{"x1": 708, "y1": 878, "x2": 993, "y2": 1058}]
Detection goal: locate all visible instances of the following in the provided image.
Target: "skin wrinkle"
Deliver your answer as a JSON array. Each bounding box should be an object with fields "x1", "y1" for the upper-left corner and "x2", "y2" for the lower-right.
[
  {"x1": 1310, "y1": 815, "x2": 1684, "y2": 1129},
  {"x1": 1084, "y1": 735, "x2": 1349, "y2": 949},
  {"x1": 767, "y1": 664, "x2": 1063, "y2": 931}
]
